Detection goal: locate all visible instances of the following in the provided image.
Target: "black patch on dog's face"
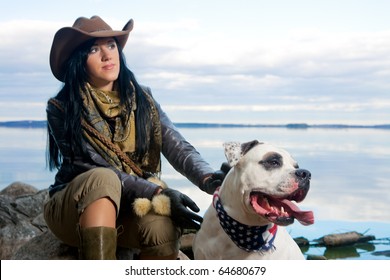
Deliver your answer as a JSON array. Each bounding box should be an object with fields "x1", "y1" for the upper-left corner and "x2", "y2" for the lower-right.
[{"x1": 259, "y1": 152, "x2": 284, "y2": 170}]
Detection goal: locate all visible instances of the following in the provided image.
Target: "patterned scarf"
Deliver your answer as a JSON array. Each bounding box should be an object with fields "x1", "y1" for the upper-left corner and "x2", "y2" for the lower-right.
[
  {"x1": 80, "y1": 83, "x2": 162, "y2": 177},
  {"x1": 213, "y1": 188, "x2": 278, "y2": 252}
]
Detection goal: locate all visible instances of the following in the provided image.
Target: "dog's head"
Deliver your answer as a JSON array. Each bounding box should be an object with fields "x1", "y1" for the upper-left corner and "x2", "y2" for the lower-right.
[{"x1": 223, "y1": 140, "x2": 314, "y2": 227}]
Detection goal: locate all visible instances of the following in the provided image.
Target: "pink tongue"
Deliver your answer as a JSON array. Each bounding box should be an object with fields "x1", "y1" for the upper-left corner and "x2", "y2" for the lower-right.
[
  {"x1": 280, "y1": 199, "x2": 314, "y2": 225},
  {"x1": 250, "y1": 195, "x2": 314, "y2": 226}
]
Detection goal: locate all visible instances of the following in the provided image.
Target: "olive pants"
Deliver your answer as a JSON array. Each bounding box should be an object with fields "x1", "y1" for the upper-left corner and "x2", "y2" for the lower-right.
[{"x1": 44, "y1": 167, "x2": 180, "y2": 257}]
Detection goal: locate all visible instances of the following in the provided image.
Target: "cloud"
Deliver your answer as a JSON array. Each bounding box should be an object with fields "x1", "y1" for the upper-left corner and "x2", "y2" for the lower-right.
[
  {"x1": 0, "y1": 20, "x2": 64, "y2": 73},
  {"x1": 1, "y1": 17, "x2": 390, "y2": 124},
  {"x1": 2, "y1": 18, "x2": 390, "y2": 86},
  {"x1": 125, "y1": 24, "x2": 390, "y2": 114},
  {"x1": 164, "y1": 100, "x2": 390, "y2": 113},
  {"x1": 128, "y1": 24, "x2": 390, "y2": 79}
]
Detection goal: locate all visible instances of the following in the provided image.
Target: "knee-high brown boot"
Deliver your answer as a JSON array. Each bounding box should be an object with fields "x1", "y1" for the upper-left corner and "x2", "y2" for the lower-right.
[{"x1": 78, "y1": 226, "x2": 117, "y2": 260}]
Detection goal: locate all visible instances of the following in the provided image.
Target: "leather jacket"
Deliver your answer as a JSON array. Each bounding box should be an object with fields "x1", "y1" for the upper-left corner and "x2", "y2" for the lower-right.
[{"x1": 46, "y1": 87, "x2": 214, "y2": 202}]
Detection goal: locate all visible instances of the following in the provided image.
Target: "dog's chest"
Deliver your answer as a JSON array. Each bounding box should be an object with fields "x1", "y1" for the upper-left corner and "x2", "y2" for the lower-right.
[
  {"x1": 194, "y1": 207, "x2": 304, "y2": 260},
  {"x1": 213, "y1": 195, "x2": 277, "y2": 252}
]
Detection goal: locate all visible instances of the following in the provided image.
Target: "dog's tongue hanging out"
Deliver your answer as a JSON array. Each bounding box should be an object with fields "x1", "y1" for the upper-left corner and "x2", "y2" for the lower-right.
[{"x1": 250, "y1": 193, "x2": 314, "y2": 226}]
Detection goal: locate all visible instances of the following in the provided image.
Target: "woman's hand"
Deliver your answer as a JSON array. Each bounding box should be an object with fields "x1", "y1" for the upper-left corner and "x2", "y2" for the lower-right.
[
  {"x1": 201, "y1": 162, "x2": 231, "y2": 194},
  {"x1": 159, "y1": 188, "x2": 203, "y2": 230}
]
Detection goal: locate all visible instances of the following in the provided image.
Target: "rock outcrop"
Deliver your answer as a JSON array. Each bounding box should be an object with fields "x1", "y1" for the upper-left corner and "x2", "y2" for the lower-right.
[
  {"x1": 0, "y1": 182, "x2": 190, "y2": 260},
  {"x1": 0, "y1": 182, "x2": 49, "y2": 259}
]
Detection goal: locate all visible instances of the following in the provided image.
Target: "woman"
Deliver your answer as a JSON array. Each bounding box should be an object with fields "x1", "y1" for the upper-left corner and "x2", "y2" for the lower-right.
[{"x1": 44, "y1": 16, "x2": 226, "y2": 260}]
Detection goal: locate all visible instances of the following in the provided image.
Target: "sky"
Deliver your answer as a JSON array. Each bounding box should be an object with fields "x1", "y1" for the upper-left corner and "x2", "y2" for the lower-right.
[{"x1": 1, "y1": 0, "x2": 390, "y2": 125}]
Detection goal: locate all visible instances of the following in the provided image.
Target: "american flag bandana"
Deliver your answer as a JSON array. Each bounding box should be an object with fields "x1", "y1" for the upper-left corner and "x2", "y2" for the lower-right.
[{"x1": 213, "y1": 188, "x2": 278, "y2": 252}]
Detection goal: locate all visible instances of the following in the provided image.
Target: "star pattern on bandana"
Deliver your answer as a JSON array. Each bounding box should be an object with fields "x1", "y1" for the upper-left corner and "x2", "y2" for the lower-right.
[{"x1": 213, "y1": 189, "x2": 277, "y2": 252}]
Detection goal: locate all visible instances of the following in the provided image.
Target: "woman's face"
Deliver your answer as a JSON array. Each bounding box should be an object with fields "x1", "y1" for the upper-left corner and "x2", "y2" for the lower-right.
[{"x1": 86, "y1": 37, "x2": 120, "y2": 91}]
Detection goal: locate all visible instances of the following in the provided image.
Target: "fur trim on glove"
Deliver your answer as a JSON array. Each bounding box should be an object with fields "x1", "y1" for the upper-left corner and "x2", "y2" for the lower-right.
[{"x1": 132, "y1": 177, "x2": 171, "y2": 217}]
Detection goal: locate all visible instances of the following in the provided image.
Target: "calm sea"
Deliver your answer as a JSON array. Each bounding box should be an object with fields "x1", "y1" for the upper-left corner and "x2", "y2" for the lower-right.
[{"x1": 1, "y1": 126, "x2": 389, "y2": 260}]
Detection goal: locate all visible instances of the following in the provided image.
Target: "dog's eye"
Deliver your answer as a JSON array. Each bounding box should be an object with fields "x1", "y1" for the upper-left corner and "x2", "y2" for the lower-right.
[
  {"x1": 260, "y1": 153, "x2": 283, "y2": 170},
  {"x1": 259, "y1": 157, "x2": 282, "y2": 170},
  {"x1": 269, "y1": 159, "x2": 281, "y2": 167},
  {"x1": 265, "y1": 159, "x2": 281, "y2": 168}
]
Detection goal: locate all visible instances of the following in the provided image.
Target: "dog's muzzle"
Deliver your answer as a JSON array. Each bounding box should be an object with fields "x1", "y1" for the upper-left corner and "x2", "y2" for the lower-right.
[
  {"x1": 292, "y1": 168, "x2": 311, "y2": 202},
  {"x1": 250, "y1": 168, "x2": 314, "y2": 226}
]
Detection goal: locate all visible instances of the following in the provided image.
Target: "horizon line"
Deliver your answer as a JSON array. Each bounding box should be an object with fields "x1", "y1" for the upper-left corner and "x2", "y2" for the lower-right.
[{"x1": 0, "y1": 120, "x2": 389, "y2": 129}]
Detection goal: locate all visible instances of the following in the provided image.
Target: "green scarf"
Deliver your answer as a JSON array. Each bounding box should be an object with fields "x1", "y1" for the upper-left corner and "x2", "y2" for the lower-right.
[{"x1": 80, "y1": 83, "x2": 162, "y2": 177}]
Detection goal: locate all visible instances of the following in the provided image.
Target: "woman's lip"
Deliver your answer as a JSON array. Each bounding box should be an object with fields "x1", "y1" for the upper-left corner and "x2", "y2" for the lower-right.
[{"x1": 103, "y1": 64, "x2": 115, "y2": 70}]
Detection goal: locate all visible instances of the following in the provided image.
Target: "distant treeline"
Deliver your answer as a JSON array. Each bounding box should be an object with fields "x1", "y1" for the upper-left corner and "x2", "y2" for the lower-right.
[
  {"x1": 0, "y1": 120, "x2": 47, "y2": 128},
  {"x1": 0, "y1": 120, "x2": 389, "y2": 130}
]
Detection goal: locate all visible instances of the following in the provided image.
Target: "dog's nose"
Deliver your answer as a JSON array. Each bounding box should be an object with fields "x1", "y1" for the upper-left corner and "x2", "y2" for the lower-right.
[{"x1": 295, "y1": 169, "x2": 311, "y2": 180}]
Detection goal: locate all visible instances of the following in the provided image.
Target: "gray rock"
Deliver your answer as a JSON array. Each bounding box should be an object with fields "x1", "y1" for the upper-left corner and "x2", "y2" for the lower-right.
[
  {"x1": 11, "y1": 230, "x2": 78, "y2": 260},
  {"x1": 0, "y1": 181, "x2": 190, "y2": 260},
  {"x1": 0, "y1": 182, "x2": 48, "y2": 259},
  {"x1": 0, "y1": 181, "x2": 39, "y2": 198},
  {"x1": 12, "y1": 229, "x2": 187, "y2": 259}
]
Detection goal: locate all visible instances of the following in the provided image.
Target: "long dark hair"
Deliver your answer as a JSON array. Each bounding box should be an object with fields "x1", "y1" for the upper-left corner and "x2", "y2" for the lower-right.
[{"x1": 47, "y1": 38, "x2": 152, "y2": 170}]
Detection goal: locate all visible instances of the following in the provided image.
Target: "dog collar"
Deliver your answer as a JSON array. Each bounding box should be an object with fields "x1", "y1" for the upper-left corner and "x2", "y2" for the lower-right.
[{"x1": 213, "y1": 188, "x2": 278, "y2": 253}]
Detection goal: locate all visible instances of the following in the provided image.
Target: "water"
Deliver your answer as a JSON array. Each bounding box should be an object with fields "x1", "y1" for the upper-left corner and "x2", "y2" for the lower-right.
[{"x1": 1, "y1": 126, "x2": 389, "y2": 259}]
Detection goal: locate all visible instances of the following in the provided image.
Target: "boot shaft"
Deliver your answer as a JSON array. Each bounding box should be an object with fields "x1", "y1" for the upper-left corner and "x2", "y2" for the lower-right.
[{"x1": 78, "y1": 226, "x2": 117, "y2": 260}]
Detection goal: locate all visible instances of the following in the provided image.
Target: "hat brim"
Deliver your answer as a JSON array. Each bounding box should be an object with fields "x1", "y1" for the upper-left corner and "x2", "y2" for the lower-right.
[{"x1": 50, "y1": 19, "x2": 133, "y2": 82}]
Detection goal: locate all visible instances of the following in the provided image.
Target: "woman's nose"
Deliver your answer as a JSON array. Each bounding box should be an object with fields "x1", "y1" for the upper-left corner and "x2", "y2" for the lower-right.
[{"x1": 101, "y1": 47, "x2": 111, "y2": 61}]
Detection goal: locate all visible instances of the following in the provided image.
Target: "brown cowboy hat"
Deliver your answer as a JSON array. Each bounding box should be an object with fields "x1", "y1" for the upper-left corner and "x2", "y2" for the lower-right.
[{"x1": 50, "y1": 15, "x2": 134, "y2": 82}]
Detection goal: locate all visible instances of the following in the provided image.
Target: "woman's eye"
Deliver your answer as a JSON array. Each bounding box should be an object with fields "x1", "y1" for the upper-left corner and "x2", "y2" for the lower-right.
[
  {"x1": 108, "y1": 42, "x2": 117, "y2": 49},
  {"x1": 89, "y1": 46, "x2": 98, "y2": 54}
]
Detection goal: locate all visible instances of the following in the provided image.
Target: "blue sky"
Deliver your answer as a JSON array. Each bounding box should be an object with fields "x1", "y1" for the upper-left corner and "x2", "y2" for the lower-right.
[{"x1": 1, "y1": 0, "x2": 390, "y2": 124}]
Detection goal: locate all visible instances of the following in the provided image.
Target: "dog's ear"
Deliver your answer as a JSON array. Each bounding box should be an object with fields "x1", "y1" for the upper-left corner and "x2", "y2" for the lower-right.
[
  {"x1": 223, "y1": 142, "x2": 242, "y2": 167},
  {"x1": 223, "y1": 140, "x2": 261, "y2": 167},
  {"x1": 241, "y1": 140, "x2": 260, "y2": 155}
]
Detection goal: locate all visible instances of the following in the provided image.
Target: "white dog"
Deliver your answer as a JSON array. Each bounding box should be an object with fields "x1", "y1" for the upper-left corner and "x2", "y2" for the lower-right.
[{"x1": 193, "y1": 140, "x2": 314, "y2": 260}]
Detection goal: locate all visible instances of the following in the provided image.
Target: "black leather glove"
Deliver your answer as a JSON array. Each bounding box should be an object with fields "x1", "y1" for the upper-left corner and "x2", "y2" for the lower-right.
[
  {"x1": 201, "y1": 162, "x2": 231, "y2": 194},
  {"x1": 159, "y1": 188, "x2": 203, "y2": 230}
]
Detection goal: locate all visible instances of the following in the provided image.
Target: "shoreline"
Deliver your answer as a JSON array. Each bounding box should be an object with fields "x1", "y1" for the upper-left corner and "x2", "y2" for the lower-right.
[{"x1": 1, "y1": 120, "x2": 389, "y2": 130}]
